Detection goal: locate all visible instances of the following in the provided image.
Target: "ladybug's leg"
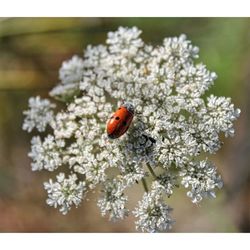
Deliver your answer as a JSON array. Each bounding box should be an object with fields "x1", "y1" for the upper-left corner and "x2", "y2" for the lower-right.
[{"x1": 135, "y1": 110, "x2": 142, "y2": 116}]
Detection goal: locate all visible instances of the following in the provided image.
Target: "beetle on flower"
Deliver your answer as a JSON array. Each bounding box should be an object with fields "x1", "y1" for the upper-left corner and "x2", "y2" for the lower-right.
[{"x1": 23, "y1": 26, "x2": 240, "y2": 232}]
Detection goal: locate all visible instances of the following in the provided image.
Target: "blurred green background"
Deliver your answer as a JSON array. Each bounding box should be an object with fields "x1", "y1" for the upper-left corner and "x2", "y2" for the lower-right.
[{"x1": 0, "y1": 18, "x2": 249, "y2": 232}]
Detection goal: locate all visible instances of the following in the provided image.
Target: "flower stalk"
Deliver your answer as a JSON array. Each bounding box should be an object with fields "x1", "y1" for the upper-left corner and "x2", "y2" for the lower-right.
[
  {"x1": 141, "y1": 178, "x2": 149, "y2": 193},
  {"x1": 146, "y1": 163, "x2": 157, "y2": 180}
]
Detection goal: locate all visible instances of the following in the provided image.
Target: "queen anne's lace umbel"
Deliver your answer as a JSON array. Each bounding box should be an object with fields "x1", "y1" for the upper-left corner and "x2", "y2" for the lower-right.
[{"x1": 23, "y1": 27, "x2": 240, "y2": 232}]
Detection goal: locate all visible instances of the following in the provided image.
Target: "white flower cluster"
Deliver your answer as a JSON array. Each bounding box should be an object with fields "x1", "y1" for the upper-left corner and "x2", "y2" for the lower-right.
[
  {"x1": 44, "y1": 173, "x2": 86, "y2": 215},
  {"x1": 97, "y1": 179, "x2": 129, "y2": 221},
  {"x1": 23, "y1": 27, "x2": 240, "y2": 232},
  {"x1": 23, "y1": 96, "x2": 55, "y2": 132},
  {"x1": 133, "y1": 187, "x2": 174, "y2": 232},
  {"x1": 49, "y1": 56, "x2": 84, "y2": 101},
  {"x1": 28, "y1": 135, "x2": 64, "y2": 171},
  {"x1": 180, "y1": 160, "x2": 223, "y2": 203}
]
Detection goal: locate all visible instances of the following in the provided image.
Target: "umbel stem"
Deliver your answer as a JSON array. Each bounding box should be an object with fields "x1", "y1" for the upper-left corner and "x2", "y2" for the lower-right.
[
  {"x1": 141, "y1": 178, "x2": 148, "y2": 193},
  {"x1": 141, "y1": 164, "x2": 158, "y2": 193},
  {"x1": 146, "y1": 164, "x2": 157, "y2": 180}
]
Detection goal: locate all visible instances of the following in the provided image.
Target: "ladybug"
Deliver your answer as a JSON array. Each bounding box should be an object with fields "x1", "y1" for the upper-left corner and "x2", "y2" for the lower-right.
[{"x1": 106, "y1": 102, "x2": 134, "y2": 139}]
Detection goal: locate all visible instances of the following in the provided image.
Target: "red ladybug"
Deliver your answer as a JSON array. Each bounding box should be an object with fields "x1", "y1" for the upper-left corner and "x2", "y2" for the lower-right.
[{"x1": 106, "y1": 102, "x2": 134, "y2": 139}]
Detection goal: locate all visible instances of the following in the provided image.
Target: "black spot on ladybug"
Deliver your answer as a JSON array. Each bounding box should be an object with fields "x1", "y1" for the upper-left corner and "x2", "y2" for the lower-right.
[
  {"x1": 118, "y1": 107, "x2": 121, "y2": 110},
  {"x1": 123, "y1": 121, "x2": 127, "y2": 126},
  {"x1": 115, "y1": 117, "x2": 120, "y2": 120}
]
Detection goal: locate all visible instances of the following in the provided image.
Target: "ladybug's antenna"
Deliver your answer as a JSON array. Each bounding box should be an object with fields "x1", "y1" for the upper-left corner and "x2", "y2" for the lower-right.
[{"x1": 118, "y1": 99, "x2": 125, "y2": 107}]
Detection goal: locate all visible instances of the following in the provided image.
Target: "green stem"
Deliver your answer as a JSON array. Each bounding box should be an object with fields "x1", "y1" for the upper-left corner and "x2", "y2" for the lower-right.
[
  {"x1": 146, "y1": 164, "x2": 157, "y2": 180},
  {"x1": 141, "y1": 178, "x2": 148, "y2": 193}
]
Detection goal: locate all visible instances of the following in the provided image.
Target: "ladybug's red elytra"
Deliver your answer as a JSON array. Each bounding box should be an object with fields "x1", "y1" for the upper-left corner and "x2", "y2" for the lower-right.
[{"x1": 106, "y1": 102, "x2": 134, "y2": 139}]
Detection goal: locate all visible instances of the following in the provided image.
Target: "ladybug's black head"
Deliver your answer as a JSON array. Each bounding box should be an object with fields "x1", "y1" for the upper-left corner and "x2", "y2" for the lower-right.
[{"x1": 122, "y1": 102, "x2": 134, "y2": 114}]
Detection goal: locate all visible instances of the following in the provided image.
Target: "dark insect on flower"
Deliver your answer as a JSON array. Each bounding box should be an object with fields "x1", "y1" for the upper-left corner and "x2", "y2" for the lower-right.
[{"x1": 106, "y1": 102, "x2": 134, "y2": 139}]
